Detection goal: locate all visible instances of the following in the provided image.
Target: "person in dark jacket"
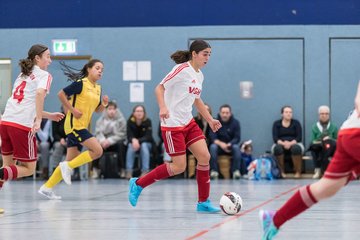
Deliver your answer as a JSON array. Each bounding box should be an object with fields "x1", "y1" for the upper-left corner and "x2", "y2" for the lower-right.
[
  {"x1": 209, "y1": 104, "x2": 242, "y2": 179},
  {"x1": 272, "y1": 105, "x2": 304, "y2": 178},
  {"x1": 125, "y1": 105, "x2": 154, "y2": 179},
  {"x1": 49, "y1": 107, "x2": 67, "y2": 176}
]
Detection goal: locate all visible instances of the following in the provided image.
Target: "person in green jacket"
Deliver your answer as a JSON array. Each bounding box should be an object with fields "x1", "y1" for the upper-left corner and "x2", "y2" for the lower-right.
[{"x1": 309, "y1": 105, "x2": 338, "y2": 178}]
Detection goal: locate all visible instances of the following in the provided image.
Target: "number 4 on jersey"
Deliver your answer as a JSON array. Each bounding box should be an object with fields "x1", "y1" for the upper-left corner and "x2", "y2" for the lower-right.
[{"x1": 13, "y1": 81, "x2": 27, "y2": 103}]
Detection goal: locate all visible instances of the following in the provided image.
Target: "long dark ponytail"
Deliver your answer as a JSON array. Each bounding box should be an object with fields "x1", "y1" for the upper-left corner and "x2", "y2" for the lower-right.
[
  {"x1": 60, "y1": 59, "x2": 103, "y2": 82},
  {"x1": 19, "y1": 44, "x2": 48, "y2": 76},
  {"x1": 170, "y1": 39, "x2": 211, "y2": 64}
]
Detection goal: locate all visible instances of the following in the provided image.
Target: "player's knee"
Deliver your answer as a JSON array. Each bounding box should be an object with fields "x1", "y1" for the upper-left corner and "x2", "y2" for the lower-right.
[
  {"x1": 172, "y1": 162, "x2": 187, "y2": 174},
  {"x1": 196, "y1": 151, "x2": 210, "y2": 164},
  {"x1": 91, "y1": 146, "x2": 103, "y2": 159}
]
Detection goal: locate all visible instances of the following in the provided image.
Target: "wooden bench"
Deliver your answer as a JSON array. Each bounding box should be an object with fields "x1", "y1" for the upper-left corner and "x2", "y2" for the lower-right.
[{"x1": 218, "y1": 155, "x2": 231, "y2": 179}]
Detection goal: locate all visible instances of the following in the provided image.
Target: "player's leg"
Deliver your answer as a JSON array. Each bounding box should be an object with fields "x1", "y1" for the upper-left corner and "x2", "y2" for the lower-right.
[
  {"x1": 0, "y1": 127, "x2": 37, "y2": 181},
  {"x1": 38, "y1": 146, "x2": 80, "y2": 200},
  {"x1": 260, "y1": 176, "x2": 347, "y2": 240},
  {"x1": 260, "y1": 133, "x2": 353, "y2": 239},
  {"x1": 59, "y1": 130, "x2": 103, "y2": 185},
  {"x1": 189, "y1": 139, "x2": 220, "y2": 213},
  {"x1": 128, "y1": 130, "x2": 186, "y2": 207}
]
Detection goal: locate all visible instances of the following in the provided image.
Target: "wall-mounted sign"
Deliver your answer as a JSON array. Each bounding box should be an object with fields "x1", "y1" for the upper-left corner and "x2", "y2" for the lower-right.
[{"x1": 52, "y1": 39, "x2": 77, "y2": 55}]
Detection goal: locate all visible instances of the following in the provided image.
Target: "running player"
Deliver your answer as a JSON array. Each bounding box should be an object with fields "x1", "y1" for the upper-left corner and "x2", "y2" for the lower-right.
[
  {"x1": 260, "y1": 80, "x2": 360, "y2": 239},
  {"x1": 0, "y1": 44, "x2": 64, "y2": 192},
  {"x1": 128, "y1": 39, "x2": 222, "y2": 213},
  {"x1": 38, "y1": 59, "x2": 108, "y2": 200}
]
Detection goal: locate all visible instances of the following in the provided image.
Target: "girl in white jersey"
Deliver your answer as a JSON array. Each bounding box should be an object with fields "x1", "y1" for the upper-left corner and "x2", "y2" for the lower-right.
[
  {"x1": 0, "y1": 44, "x2": 64, "y2": 194},
  {"x1": 260, "y1": 80, "x2": 360, "y2": 239},
  {"x1": 128, "y1": 40, "x2": 222, "y2": 213}
]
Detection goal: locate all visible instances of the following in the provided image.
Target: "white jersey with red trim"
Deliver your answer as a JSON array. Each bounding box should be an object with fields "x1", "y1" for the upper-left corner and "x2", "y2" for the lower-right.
[
  {"x1": 340, "y1": 110, "x2": 360, "y2": 130},
  {"x1": 160, "y1": 62, "x2": 203, "y2": 128},
  {"x1": 1, "y1": 65, "x2": 52, "y2": 130}
]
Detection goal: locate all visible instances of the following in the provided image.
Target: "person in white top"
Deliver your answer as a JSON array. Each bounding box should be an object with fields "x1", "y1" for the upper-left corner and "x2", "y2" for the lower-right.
[
  {"x1": 260, "y1": 80, "x2": 360, "y2": 239},
  {"x1": 0, "y1": 44, "x2": 64, "y2": 193},
  {"x1": 128, "y1": 40, "x2": 222, "y2": 213}
]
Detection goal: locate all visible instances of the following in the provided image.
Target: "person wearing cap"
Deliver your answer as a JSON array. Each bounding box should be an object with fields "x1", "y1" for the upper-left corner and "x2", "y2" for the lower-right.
[{"x1": 0, "y1": 44, "x2": 64, "y2": 200}]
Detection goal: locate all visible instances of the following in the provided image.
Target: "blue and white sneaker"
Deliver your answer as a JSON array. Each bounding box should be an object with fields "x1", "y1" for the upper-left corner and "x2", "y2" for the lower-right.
[
  {"x1": 259, "y1": 210, "x2": 279, "y2": 240},
  {"x1": 197, "y1": 199, "x2": 221, "y2": 213},
  {"x1": 128, "y1": 178, "x2": 143, "y2": 207}
]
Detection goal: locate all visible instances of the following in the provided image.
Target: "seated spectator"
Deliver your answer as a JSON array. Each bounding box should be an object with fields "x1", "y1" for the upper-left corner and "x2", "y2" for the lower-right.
[
  {"x1": 209, "y1": 104, "x2": 242, "y2": 179},
  {"x1": 49, "y1": 107, "x2": 67, "y2": 176},
  {"x1": 125, "y1": 105, "x2": 154, "y2": 179},
  {"x1": 36, "y1": 119, "x2": 53, "y2": 179},
  {"x1": 240, "y1": 140, "x2": 253, "y2": 172},
  {"x1": 94, "y1": 101, "x2": 127, "y2": 178},
  {"x1": 309, "y1": 105, "x2": 338, "y2": 179},
  {"x1": 272, "y1": 105, "x2": 304, "y2": 178}
]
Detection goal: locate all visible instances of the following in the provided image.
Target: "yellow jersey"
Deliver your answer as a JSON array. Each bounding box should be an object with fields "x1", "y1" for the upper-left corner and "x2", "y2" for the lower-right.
[{"x1": 63, "y1": 78, "x2": 101, "y2": 135}]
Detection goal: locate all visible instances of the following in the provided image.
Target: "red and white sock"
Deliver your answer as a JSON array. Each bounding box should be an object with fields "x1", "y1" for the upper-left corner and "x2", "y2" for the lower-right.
[
  {"x1": 274, "y1": 185, "x2": 318, "y2": 228},
  {"x1": 3, "y1": 166, "x2": 18, "y2": 181},
  {"x1": 136, "y1": 163, "x2": 174, "y2": 188},
  {"x1": 196, "y1": 164, "x2": 210, "y2": 202}
]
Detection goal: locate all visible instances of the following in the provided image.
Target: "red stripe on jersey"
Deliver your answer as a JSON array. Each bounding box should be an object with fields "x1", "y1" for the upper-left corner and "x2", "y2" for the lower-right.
[
  {"x1": 162, "y1": 63, "x2": 189, "y2": 84},
  {"x1": 46, "y1": 74, "x2": 52, "y2": 92}
]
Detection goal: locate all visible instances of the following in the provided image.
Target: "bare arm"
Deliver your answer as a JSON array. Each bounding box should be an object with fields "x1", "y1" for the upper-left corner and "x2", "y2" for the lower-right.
[
  {"x1": 32, "y1": 88, "x2": 46, "y2": 132},
  {"x1": 58, "y1": 90, "x2": 81, "y2": 119},
  {"x1": 194, "y1": 98, "x2": 222, "y2": 132},
  {"x1": 194, "y1": 98, "x2": 212, "y2": 123},
  {"x1": 155, "y1": 84, "x2": 169, "y2": 121},
  {"x1": 58, "y1": 90, "x2": 73, "y2": 113},
  {"x1": 95, "y1": 95, "x2": 109, "y2": 113},
  {"x1": 42, "y1": 111, "x2": 65, "y2": 122}
]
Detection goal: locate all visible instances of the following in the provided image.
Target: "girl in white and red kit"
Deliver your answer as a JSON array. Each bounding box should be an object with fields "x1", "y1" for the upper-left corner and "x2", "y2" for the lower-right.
[
  {"x1": 260, "y1": 80, "x2": 360, "y2": 239},
  {"x1": 128, "y1": 39, "x2": 222, "y2": 213},
  {"x1": 0, "y1": 44, "x2": 64, "y2": 190}
]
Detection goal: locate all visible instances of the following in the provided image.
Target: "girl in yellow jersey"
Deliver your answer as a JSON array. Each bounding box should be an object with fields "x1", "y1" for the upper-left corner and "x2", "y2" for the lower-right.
[{"x1": 38, "y1": 59, "x2": 108, "y2": 199}]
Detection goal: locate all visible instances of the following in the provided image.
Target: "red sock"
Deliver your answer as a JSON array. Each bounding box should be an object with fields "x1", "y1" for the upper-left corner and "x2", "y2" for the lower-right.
[
  {"x1": 3, "y1": 166, "x2": 18, "y2": 181},
  {"x1": 274, "y1": 185, "x2": 318, "y2": 228},
  {"x1": 196, "y1": 164, "x2": 210, "y2": 202},
  {"x1": 136, "y1": 163, "x2": 173, "y2": 188}
]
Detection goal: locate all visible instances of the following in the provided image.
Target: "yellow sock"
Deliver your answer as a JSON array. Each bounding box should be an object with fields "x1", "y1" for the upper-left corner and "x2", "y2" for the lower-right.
[
  {"x1": 45, "y1": 167, "x2": 62, "y2": 188},
  {"x1": 68, "y1": 151, "x2": 93, "y2": 169}
]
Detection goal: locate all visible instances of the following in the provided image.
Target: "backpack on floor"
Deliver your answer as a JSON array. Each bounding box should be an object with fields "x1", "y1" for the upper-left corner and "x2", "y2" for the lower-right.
[
  {"x1": 99, "y1": 152, "x2": 120, "y2": 178},
  {"x1": 254, "y1": 157, "x2": 273, "y2": 180},
  {"x1": 260, "y1": 153, "x2": 281, "y2": 179}
]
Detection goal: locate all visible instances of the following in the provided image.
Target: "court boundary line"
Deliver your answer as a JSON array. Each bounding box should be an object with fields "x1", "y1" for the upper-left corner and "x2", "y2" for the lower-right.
[{"x1": 185, "y1": 184, "x2": 301, "y2": 240}]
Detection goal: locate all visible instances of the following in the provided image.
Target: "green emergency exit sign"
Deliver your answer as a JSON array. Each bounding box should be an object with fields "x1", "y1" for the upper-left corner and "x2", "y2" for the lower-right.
[{"x1": 52, "y1": 39, "x2": 77, "y2": 55}]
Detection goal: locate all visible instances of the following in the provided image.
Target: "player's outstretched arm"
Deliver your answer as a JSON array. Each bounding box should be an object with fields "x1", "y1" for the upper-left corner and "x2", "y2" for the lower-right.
[{"x1": 42, "y1": 111, "x2": 65, "y2": 122}]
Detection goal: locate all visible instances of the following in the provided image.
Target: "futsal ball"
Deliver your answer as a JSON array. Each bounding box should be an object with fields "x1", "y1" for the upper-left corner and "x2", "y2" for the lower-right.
[{"x1": 219, "y1": 192, "x2": 243, "y2": 215}]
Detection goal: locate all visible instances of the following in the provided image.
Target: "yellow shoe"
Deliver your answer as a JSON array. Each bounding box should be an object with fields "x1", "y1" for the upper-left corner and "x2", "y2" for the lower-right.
[{"x1": 0, "y1": 208, "x2": 5, "y2": 214}]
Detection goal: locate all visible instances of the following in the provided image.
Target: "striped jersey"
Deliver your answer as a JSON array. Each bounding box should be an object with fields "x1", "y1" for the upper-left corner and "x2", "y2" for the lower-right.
[
  {"x1": 1, "y1": 65, "x2": 52, "y2": 131},
  {"x1": 160, "y1": 61, "x2": 203, "y2": 128}
]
